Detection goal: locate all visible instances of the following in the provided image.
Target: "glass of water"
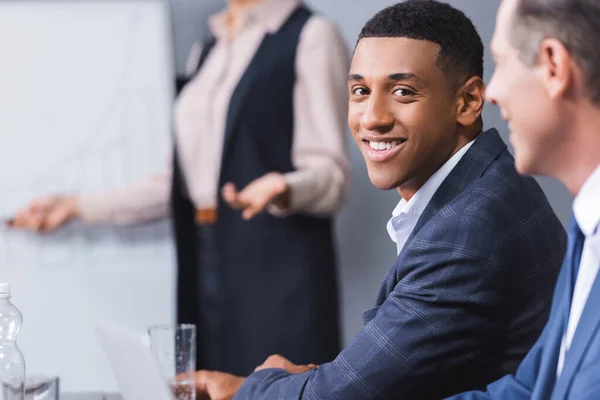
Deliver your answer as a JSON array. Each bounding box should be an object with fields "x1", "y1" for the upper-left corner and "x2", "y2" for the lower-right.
[{"x1": 148, "y1": 324, "x2": 196, "y2": 400}]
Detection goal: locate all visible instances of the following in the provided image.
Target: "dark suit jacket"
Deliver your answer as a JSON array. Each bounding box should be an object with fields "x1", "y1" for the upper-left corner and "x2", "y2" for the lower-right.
[
  {"x1": 448, "y1": 219, "x2": 600, "y2": 400},
  {"x1": 233, "y1": 129, "x2": 567, "y2": 399}
]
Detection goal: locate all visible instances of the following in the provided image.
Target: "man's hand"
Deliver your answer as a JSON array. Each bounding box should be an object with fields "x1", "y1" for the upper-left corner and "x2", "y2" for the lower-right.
[
  {"x1": 254, "y1": 354, "x2": 318, "y2": 374},
  {"x1": 221, "y1": 172, "x2": 289, "y2": 220},
  {"x1": 8, "y1": 195, "x2": 79, "y2": 232},
  {"x1": 193, "y1": 370, "x2": 246, "y2": 400}
]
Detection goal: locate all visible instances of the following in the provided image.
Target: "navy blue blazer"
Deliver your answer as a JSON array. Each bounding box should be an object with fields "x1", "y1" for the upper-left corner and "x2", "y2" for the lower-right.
[
  {"x1": 448, "y1": 220, "x2": 600, "y2": 399},
  {"x1": 233, "y1": 129, "x2": 566, "y2": 399}
]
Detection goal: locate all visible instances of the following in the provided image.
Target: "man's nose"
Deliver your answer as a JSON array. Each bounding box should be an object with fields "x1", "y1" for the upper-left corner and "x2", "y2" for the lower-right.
[
  {"x1": 361, "y1": 94, "x2": 394, "y2": 132},
  {"x1": 486, "y1": 73, "x2": 499, "y2": 106}
]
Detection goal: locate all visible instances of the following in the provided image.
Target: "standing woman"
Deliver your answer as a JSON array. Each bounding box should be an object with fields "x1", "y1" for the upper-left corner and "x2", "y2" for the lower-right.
[{"x1": 11, "y1": 0, "x2": 350, "y2": 375}]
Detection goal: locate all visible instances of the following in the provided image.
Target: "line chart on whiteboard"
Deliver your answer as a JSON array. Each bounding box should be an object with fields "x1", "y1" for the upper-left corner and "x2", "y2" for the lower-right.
[
  {"x1": 0, "y1": 0, "x2": 177, "y2": 391},
  {"x1": 0, "y1": 4, "x2": 175, "y2": 271}
]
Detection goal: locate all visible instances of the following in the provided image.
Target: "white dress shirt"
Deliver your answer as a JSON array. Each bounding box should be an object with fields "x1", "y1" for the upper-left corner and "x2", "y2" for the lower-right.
[
  {"x1": 557, "y1": 165, "x2": 600, "y2": 376},
  {"x1": 387, "y1": 140, "x2": 475, "y2": 254}
]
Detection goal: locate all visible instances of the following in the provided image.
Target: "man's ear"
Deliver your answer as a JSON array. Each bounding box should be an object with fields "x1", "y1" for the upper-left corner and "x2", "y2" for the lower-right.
[
  {"x1": 456, "y1": 76, "x2": 485, "y2": 126},
  {"x1": 537, "y1": 37, "x2": 575, "y2": 101}
]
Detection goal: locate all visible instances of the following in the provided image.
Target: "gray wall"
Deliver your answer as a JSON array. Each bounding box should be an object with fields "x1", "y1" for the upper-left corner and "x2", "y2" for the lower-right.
[
  {"x1": 170, "y1": 0, "x2": 222, "y2": 74},
  {"x1": 169, "y1": 0, "x2": 574, "y2": 346}
]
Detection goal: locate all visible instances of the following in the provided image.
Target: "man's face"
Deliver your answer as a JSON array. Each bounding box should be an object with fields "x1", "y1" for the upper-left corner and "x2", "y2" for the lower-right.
[
  {"x1": 487, "y1": 0, "x2": 561, "y2": 175},
  {"x1": 348, "y1": 37, "x2": 462, "y2": 192}
]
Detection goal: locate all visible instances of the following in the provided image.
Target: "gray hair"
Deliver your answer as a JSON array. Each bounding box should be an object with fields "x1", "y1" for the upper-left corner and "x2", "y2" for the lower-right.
[{"x1": 511, "y1": 0, "x2": 600, "y2": 103}]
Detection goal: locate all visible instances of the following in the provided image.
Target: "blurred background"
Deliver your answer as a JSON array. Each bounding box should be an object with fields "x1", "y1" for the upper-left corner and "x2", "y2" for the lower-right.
[{"x1": 0, "y1": 0, "x2": 573, "y2": 393}]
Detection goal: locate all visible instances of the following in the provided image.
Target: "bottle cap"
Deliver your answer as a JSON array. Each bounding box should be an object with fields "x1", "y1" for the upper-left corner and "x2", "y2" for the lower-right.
[{"x1": 0, "y1": 283, "x2": 10, "y2": 298}]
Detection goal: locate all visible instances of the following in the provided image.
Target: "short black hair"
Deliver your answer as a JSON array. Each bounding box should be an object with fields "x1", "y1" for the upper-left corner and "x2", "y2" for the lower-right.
[{"x1": 358, "y1": 0, "x2": 484, "y2": 88}]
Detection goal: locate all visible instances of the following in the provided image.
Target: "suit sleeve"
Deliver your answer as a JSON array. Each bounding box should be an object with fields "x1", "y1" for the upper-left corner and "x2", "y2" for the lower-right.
[
  {"x1": 445, "y1": 335, "x2": 544, "y2": 399},
  {"x1": 234, "y1": 216, "x2": 520, "y2": 399},
  {"x1": 447, "y1": 255, "x2": 570, "y2": 399}
]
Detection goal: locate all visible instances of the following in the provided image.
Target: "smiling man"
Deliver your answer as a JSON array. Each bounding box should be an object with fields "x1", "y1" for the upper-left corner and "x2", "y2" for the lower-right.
[
  {"x1": 448, "y1": 0, "x2": 600, "y2": 399},
  {"x1": 191, "y1": 1, "x2": 567, "y2": 399}
]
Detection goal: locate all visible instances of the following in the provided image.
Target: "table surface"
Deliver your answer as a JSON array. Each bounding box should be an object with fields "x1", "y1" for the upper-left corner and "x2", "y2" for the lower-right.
[{"x1": 61, "y1": 394, "x2": 122, "y2": 400}]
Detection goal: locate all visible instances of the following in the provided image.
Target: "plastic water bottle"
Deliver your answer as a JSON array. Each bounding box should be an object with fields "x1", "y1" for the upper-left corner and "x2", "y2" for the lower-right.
[{"x1": 0, "y1": 283, "x2": 25, "y2": 400}]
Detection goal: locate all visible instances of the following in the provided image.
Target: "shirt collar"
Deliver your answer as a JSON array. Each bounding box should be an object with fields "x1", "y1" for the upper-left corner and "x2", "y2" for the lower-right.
[
  {"x1": 209, "y1": 0, "x2": 301, "y2": 40},
  {"x1": 573, "y1": 165, "x2": 600, "y2": 237},
  {"x1": 391, "y1": 139, "x2": 476, "y2": 219}
]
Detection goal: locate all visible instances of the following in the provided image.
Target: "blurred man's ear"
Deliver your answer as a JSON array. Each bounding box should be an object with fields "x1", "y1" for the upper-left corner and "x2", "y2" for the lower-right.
[{"x1": 537, "y1": 38, "x2": 575, "y2": 102}]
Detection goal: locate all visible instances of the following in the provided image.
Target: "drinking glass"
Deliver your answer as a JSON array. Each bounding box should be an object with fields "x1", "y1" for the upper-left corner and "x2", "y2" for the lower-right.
[{"x1": 148, "y1": 324, "x2": 196, "y2": 400}]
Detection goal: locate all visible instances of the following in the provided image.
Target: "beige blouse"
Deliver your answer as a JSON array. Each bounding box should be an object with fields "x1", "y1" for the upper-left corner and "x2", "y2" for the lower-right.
[{"x1": 79, "y1": 0, "x2": 350, "y2": 224}]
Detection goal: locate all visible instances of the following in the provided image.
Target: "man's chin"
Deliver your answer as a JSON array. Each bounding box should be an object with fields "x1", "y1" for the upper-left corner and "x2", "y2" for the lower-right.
[
  {"x1": 514, "y1": 155, "x2": 537, "y2": 177},
  {"x1": 368, "y1": 173, "x2": 401, "y2": 191},
  {"x1": 510, "y1": 135, "x2": 536, "y2": 176}
]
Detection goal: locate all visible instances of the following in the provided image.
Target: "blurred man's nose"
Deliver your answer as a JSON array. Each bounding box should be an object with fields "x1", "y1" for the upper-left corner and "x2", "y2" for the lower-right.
[{"x1": 486, "y1": 73, "x2": 499, "y2": 106}]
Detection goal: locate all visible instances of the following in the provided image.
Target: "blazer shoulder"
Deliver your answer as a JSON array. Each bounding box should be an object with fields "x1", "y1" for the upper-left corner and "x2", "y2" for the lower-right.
[{"x1": 460, "y1": 150, "x2": 556, "y2": 224}]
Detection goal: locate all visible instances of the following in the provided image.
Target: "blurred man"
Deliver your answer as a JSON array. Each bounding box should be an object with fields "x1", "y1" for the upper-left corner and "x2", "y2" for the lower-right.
[
  {"x1": 188, "y1": 2, "x2": 566, "y2": 399},
  {"x1": 449, "y1": 0, "x2": 600, "y2": 399}
]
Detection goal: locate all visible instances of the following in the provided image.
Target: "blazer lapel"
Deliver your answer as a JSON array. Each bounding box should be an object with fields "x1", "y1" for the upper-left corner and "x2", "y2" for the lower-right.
[
  {"x1": 552, "y1": 249, "x2": 600, "y2": 398},
  {"x1": 406, "y1": 128, "x2": 507, "y2": 242},
  {"x1": 530, "y1": 269, "x2": 571, "y2": 399},
  {"x1": 219, "y1": 34, "x2": 275, "y2": 170}
]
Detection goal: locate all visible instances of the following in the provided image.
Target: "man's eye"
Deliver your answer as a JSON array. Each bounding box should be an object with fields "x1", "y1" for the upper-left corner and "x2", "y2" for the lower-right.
[
  {"x1": 352, "y1": 87, "x2": 368, "y2": 96},
  {"x1": 394, "y1": 88, "x2": 415, "y2": 97}
]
